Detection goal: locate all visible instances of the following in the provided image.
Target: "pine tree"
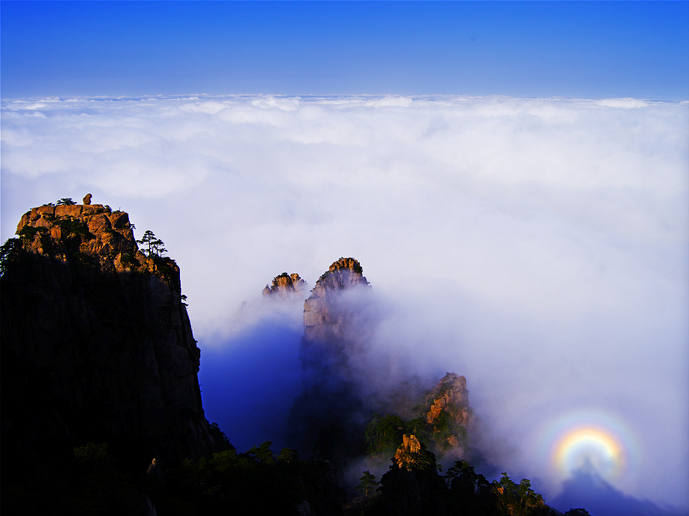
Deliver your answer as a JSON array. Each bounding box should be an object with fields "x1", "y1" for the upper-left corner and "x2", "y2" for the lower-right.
[
  {"x1": 359, "y1": 471, "x2": 378, "y2": 498},
  {"x1": 137, "y1": 230, "x2": 167, "y2": 257}
]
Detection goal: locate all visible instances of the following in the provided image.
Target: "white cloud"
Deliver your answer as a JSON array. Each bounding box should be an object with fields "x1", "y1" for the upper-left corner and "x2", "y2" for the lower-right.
[
  {"x1": 595, "y1": 97, "x2": 650, "y2": 109},
  {"x1": 1, "y1": 95, "x2": 687, "y2": 509}
]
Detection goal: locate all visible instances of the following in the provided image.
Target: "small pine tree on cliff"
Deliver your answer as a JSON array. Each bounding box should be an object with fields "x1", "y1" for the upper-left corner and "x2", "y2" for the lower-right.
[
  {"x1": 57, "y1": 198, "x2": 76, "y2": 205},
  {"x1": 137, "y1": 230, "x2": 167, "y2": 258}
]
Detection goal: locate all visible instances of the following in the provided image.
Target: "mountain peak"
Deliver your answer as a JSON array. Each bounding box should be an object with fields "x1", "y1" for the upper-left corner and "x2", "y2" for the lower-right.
[
  {"x1": 328, "y1": 257, "x2": 363, "y2": 274},
  {"x1": 304, "y1": 257, "x2": 370, "y2": 334},
  {"x1": 311, "y1": 257, "x2": 369, "y2": 296},
  {"x1": 263, "y1": 272, "x2": 307, "y2": 296}
]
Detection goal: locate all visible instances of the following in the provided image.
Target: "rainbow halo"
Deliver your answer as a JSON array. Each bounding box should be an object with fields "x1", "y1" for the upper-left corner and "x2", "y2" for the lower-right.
[
  {"x1": 537, "y1": 410, "x2": 640, "y2": 482},
  {"x1": 554, "y1": 426, "x2": 623, "y2": 478}
]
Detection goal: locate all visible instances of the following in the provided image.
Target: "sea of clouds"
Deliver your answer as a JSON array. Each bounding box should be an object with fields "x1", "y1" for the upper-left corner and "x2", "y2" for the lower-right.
[{"x1": 2, "y1": 95, "x2": 687, "y2": 511}]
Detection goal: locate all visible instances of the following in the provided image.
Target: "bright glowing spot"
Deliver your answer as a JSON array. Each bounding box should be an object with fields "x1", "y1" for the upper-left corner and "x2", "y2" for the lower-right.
[
  {"x1": 554, "y1": 426, "x2": 624, "y2": 478},
  {"x1": 534, "y1": 410, "x2": 641, "y2": 488}
]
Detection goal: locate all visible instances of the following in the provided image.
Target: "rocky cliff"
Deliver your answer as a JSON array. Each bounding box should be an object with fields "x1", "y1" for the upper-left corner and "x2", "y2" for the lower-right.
[
  {"x1": 288, "y1": 258, "x2": 373, "y2": 461},
  {"x1": 424, "y1": 373, "x2": 471, "y2": 454},
  {"x1": 1, "y1": 199, "x2": 226, "y2": 483},
  {"x1": 302, "y1": 257, "x2": 371, "y2": 363}
]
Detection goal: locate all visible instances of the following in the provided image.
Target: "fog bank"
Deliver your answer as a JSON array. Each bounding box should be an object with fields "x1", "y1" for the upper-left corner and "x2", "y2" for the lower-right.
[{"x1": 2, "y1": 94, "x2": 687, "y2": 511}]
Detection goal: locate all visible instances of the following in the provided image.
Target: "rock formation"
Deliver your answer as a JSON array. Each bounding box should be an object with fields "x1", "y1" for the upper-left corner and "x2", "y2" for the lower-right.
[
  {"x1": 289, "y1": 258, "x2": 373, "y2": 461},
  {"x1": 363, "y1": 373, "x2": 472, "y2": 465},
  {"x1": 14, "y1": 202, "x2": 177, "y2": 279},
  {"x1": 263, "y1": 272, "x2": 306, "y2": 296},
  {"x1": 425, "y1": 373, "x2": 471, "y2": 453},
  {"x1": 303, "y1": 257, "x2": 370, "y2": 353},
  {"x1": 394, "y1": 434, "x2": 435, "y2": 472},
  {"x1": 284, "y1": 257, "x2": 473, "y2": 467},
  {"x1": 1, "y1": 200, "x2": 226, "y2": 483}
]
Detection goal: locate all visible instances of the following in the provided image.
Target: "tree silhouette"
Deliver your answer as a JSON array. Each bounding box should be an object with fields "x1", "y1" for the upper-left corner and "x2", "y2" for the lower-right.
[
  {"x1": 57, "y1": 198, "x2": 76, "y2": 205},
  {"x1": 136, "y1": 230, "x2": 167, "y2": 257},
  {"x1": 359, "y1": 470, "x2": 378, "y2": 498},
  {"x1": 0, "y1": 238, "x2": 21, "y2": 276}
]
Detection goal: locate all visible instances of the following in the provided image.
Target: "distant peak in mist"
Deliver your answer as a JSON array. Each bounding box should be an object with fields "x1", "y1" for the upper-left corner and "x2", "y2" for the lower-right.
[
  {"x1": 327, "y1": 257, "x2": 364, "y2": 275},
  {"x1": 262, "y1": 272, "x2": 307, "y2": 297},
  {"x1": 304, "y1": 257, "x2": 371, "y2": 343},
  {"x1": 313, "y1": 257, "x2": 370, "y2": 292}
]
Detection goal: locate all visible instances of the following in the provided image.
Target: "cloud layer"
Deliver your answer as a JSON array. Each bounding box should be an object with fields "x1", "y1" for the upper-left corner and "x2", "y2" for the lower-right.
[{"x1": 2, "y1": 95, "x2": 687, "y2": 510}]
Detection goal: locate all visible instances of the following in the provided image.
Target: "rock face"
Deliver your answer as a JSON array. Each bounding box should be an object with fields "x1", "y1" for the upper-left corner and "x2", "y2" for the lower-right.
[
  {"x1": 426, "y1": 374, "x2": 470, "y2": 426},
  {"x1": 1, "y1": 201, "x2": 225, "y2": 480},
  {"x1": 289, "y1": 258, "x2": 372, "y2": 461},
  {"x1": 303, "y1": 257, "x2": 370, "y2": 350},
  {"x1": 424, "y1": 373, "x2": 472, "y2": 454},
  {"x1": 15, "y1": 202, "x2": 177, "y2": 279},
  {"x1": 394, "y1": 434, "x2": 422, "y2": 470},
  {"x1": 263, "y1": 272, "x2": 306, "y2": 297},
  {"x1": 363, "y1": 373, "x2": 472, "y2": 465},
  {"x1": 394, "y1": 434, "x2": 435, "y2": 472}
]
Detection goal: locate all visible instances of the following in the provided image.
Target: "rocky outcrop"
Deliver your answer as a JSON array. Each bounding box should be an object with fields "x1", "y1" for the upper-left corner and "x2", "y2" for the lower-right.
[
  {"x1": 303, "y1": 257, "x2": 370, "y2": 347},
  {"x1": 1, "y1": 200, "x2": 226, "y2": 482},
  {"x1": 425, "y1": 373, "x2": 471, "y2": 452},
  {"x1": 15, "y1": 202, "x2": 180, "y2": 282},
  {"x1": 363, "y1": 373, "x2": 472, "y2": 465},
  {"x1": 394, "y1": 434, "x2": 435, "y2": 472},
  {"x1": 263, "y1": 272, "x2": 306, "y2": 297},
  {"x1": 288, "y1": 258, "x2": 372, "y2": 461}
]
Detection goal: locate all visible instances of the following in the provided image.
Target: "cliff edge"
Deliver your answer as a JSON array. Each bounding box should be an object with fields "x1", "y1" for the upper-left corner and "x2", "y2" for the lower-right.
[{"x1": 1, "y1": 199, "x2": 226, "y2": 483}]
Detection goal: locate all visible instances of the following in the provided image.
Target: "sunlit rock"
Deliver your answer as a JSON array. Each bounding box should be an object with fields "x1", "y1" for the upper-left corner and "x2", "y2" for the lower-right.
[{"x1": 263, "y1": 272, "x2": 307, "y2": 297}]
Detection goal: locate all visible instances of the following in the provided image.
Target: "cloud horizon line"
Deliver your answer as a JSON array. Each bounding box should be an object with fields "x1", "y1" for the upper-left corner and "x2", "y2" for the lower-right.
[{"x1": 3, "y1": 93, "x2": 687, "y2": 104}]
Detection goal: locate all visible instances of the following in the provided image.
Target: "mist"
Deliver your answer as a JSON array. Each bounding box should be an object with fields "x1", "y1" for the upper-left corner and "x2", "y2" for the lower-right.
[{"x1": 2, "y1": 94, "x2": 687, "y2": 512}]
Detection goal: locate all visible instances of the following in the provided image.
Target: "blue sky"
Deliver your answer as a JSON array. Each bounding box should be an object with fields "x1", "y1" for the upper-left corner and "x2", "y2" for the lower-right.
[{"x1": 2, "y1": 1, "x2": 688, "y2": 99}]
